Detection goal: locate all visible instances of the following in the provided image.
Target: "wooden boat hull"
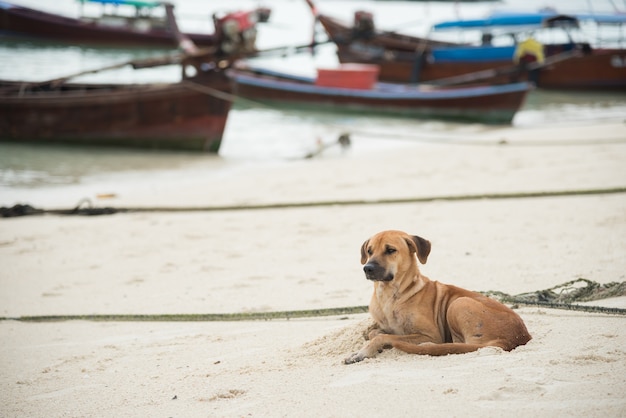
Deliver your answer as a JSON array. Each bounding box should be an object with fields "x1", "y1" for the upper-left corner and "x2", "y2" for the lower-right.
[
  {"x1": 0, "y1": 2, "x2": 217, "y2": 48},
  {"x1": 525, "y1": 48, "x2": 626, "y2": 90},
  {"x1": 0, "y1": 71, "x2": 232, "y2": 152},
  {"x1": 229, "y1": 68, "x2": 530, "y2": 124},
  {"x1": 315, "y1": 13, "x2": 453, "y2": 53},
  {"x1": 336, "y1": 44, "x2": 626, "y2": 90},
  {"x1": 316, "y1": 13, "x2": 626, "y2": 90}
]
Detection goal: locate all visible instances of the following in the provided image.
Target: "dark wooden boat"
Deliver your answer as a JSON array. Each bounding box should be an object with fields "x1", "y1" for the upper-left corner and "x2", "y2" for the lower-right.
[
  {"x1": 0, "y1": 0, "x2": 265, "y2": 52},
  {"x1": 424, "y1": 13, "x2": 626, "y2": 90},
  {"x1": 305, "y1": 0, "x2": 454, "y2": 58},
  {"x1": 228, "y1": 64, "x2": 531, "y2": 124},
  {"x1": 0, "y1": 56, "x2": 233, "y2": 152},
  {"x1": 307, "y1": 1, "x2": 626, "y2": 90},
  {"x1": 333, "y1": 39, "x2": 626, "y2": 90}
]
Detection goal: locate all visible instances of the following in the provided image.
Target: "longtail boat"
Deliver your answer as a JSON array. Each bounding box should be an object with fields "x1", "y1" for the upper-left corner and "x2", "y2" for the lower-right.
[
  {"x1": 0, "y1": 0, "x2": 268, "y2": 52},
  {"x1": 0, "y1": 55, "x2": 233, "y2": 153},
  {"x1": 0, "y1": 4, "x2": 241, "y2": 153},
  {"x1": 228, "y1": 64, "x2": 531, "y2": 124},
  {"x1": 306, "y1": 1, "x2": 626, "y2": 90}
]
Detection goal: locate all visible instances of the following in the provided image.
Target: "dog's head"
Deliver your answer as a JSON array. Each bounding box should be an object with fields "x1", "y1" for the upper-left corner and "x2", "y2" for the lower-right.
[{"x1": 360, "y1": 230, "x2": 431, "y2": 282}]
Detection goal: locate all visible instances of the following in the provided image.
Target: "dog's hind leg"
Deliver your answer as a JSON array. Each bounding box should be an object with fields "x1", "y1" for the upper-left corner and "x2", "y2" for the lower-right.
[{"x1": 391, "y1": 340, "x2": 501, "y2": 356}]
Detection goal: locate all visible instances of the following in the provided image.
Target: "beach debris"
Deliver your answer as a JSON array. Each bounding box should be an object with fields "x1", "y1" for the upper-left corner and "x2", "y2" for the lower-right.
[
  {"x1": 304, "y1": 132, "x2": 351, "y2": 159},
  {"x1": 1, "y1": 199, "x2": 117, "y2": 217},
  {"x1": 96, "y1": 193, "x2": 118, "y2": 199},
  {"x1": 0, "y1": 204, "x2": 43, "y2": 218}
]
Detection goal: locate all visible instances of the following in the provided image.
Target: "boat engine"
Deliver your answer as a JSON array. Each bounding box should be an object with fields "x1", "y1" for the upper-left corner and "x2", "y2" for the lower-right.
[
  {"x1": 214, "y1": 9, "x2": 261, "y2": 55},
  {"x1": 353, "y1": 10, "x2": 374, "y2": 39}
]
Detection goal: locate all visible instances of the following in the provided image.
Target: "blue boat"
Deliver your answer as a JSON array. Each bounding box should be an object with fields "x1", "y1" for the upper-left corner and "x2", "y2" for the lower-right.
[
  {"x1": 312, "y1": 3, "x2": 626, "y2": 89},
  {"x1": 430, "y1": 13, "x2": 585, "y2": 63},
  {"x1": 228, "y1": 65, "x2": 531, "y2": 124}
]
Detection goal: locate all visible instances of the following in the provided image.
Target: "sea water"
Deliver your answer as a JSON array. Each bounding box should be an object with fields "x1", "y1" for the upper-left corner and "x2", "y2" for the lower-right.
[{"x1": 0, "y1": 0, "x2": 625, "y2": 199}]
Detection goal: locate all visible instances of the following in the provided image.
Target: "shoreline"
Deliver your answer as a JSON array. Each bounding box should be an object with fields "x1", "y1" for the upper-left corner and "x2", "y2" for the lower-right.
[{"x1": 2, "y1": 120, "x2": 624, "y2": 209}]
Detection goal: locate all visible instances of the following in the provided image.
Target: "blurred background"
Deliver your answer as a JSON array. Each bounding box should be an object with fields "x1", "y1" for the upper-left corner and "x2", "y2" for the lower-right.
[{"x1": 1, "y1": 0, "x2": 625, "y2": 200}]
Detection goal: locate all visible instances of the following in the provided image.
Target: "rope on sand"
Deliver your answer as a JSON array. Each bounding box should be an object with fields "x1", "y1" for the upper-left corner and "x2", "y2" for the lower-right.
[
  {"x1": 1, "y1": 306, "x2": 370, "y2": 323},
  {"x1": 128, "y1": 186, "x2": 626, "y2": 213},
  {"x1": 486, "y1": 278, "x2": 626, "y2": 315},
  {"x1": 349, "y1": 126, "x2": 626, "y2": 147},
  {"x1": 2, "y1": 186, "x2": 626, "y2": 217},
  {"x1": 2, "y1": 280, "x2": 625, "y2": 322}
]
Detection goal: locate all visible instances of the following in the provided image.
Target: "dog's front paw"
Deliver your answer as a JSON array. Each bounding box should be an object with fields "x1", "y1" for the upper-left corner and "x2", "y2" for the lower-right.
[
  {"x1": 344, "y1": 352, "x2": 366, "y2": 365},
  {"x1": 344, "y1": 344, "x2": 377, "y2": 364}
]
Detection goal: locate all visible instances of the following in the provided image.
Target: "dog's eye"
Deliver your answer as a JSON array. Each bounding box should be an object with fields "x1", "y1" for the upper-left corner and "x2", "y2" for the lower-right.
[
  {"x1": 385, "y1": 247, "x2": 396, "y2": 255},
  {"x1": 367, "y1": 248, "x2": 373, "y2": 255}
]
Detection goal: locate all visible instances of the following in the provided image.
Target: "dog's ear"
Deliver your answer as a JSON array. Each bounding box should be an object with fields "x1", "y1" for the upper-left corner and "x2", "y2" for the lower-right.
[
  {"x1": 360, "y1": 239, "x2": 370, "y2": 265},
  {"x1": 406, "y1": 235, "x2": 431, "y2": 264}
]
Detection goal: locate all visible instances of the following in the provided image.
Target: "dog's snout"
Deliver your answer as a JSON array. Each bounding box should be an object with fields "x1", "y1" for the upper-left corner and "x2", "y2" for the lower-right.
[
  {"x1": 363, "y1": 261, "x2": 392, "y2": 281},
  {"x1": 363, "y1": 262, "x2": 378, "y2": 274}
]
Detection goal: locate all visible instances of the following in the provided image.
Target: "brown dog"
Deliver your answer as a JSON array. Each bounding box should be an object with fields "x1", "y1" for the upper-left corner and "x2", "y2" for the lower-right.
[{"x1": 345, "y1": 230, "x2": 531, "y2": 364}]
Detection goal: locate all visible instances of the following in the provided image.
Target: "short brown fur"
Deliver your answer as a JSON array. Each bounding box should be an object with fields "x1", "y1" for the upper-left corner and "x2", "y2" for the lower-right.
[{"x1": 345, "y1": 230, "x2": 531, "y2": 364}]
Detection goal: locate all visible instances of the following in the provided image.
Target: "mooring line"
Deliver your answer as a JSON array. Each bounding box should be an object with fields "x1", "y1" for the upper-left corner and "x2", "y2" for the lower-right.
[
  {"x1": 3, "y1": 186, "x2": 625, "y2": 218},
  {"x1": 502, "y1": 300, "x2": 626, "y2": 316},
  {"x1": 2, "y1": 301, "x2": 625, "y2": 323},
  {"x1": 33, "y1": 186, "x2": 626, "y2": 216},
  {"x1": 0, "y1": 306, "x2": 369, "y2": 323},
  {"x1": 132, "y1": 186, "x2": 626, "y2": 212},
  {"x1": 348, "y1": 126, "x2": 626, "y2": 147}
]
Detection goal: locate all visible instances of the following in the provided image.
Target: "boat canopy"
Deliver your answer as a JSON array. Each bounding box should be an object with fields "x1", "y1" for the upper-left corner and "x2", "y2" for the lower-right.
[
  {"x1": 433, "y1": 11, "x2": 626, "y2": 31},
  {"x1": 433, "y1": 13, "x2": 547, "y2": 30},
  {"x1": 76, "y1": 0, "x2": 163, "y2": 9},
  {"x1": 574, "y1": 12, "x2": 626, "y2": 25},
  {"x1": 432, "y1": 13, "x2": 580, "y2": 31}
]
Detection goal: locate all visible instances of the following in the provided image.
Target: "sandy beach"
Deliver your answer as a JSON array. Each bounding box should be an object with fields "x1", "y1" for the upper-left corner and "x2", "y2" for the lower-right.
[{"x1": 1, "y1": 120, "x2": 626, "y2": 417}]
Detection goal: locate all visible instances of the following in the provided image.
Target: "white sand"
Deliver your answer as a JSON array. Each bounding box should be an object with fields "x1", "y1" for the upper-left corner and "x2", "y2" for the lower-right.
[{"x1": 1, "y1": 120, "x2": 626, "y2": 417}]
